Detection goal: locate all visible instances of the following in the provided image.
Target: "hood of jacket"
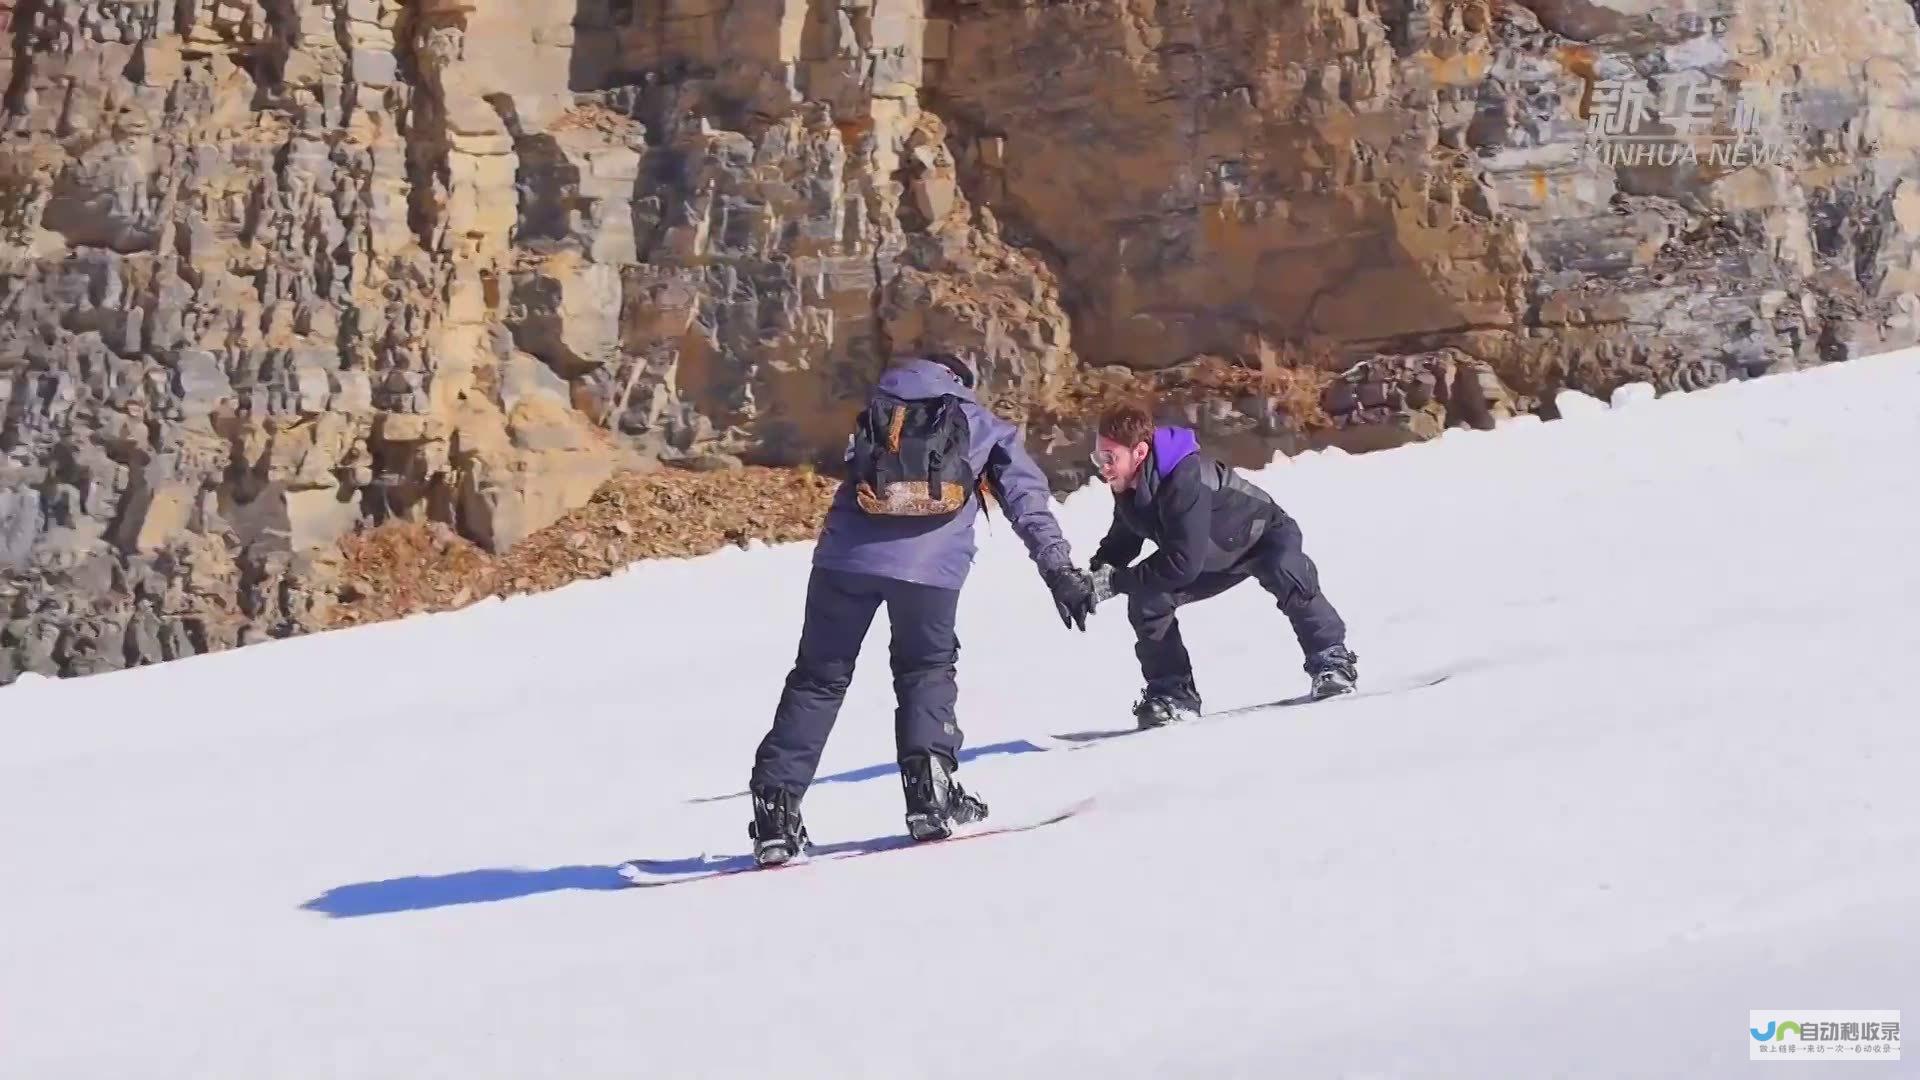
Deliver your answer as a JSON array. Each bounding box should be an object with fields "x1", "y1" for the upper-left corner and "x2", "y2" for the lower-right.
[
  {"x1": 874, "y1": 357, "x2": 979, "y2": 403},
  {"x1": 1132, "y1": 425, "x2": 1200, "y2": 506},
  {"x1": 1152, "y1": 426, "x2": 1200, "y2": 479}
]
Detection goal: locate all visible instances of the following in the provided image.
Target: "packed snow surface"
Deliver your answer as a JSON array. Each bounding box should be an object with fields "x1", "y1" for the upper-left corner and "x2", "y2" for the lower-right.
[{"x1": 5, "y1": 351, "x2": 1918, "y2": 1078}]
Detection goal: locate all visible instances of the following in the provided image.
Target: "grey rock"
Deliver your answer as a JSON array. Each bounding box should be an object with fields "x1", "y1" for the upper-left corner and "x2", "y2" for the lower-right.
[{"x1": 0, "y1": 489, "x2": 45, "y2": 570}]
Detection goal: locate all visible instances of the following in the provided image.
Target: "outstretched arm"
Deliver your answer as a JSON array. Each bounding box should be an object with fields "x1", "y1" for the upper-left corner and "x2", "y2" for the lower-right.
[{"x1": 976, "y1": 408, "x2": 1072, "y2": 576}]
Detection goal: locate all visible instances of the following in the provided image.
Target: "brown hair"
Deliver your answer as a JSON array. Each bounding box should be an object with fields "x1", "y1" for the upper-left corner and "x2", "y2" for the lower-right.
[{"x1": 1096, "y1": 402, "x2": 1155, "y2": 449}]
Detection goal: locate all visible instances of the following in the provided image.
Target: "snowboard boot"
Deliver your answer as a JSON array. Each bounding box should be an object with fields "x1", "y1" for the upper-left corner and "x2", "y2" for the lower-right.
[
  {"x1": 747, "y1": 787, "x2": 810, "y2": 867},
  {"x1": 1306, "y1": 644, "x2": 1360, "y2": 700},
  {"x1": 1133, "y1": 675, "x2": 1202, "y2": 729},
  {"x1": 900, "y1": 753, "x2": 989, "y2": 842},
  {"x1": 1132, "y1": 688, "x2": 1202, "y2": 730}
]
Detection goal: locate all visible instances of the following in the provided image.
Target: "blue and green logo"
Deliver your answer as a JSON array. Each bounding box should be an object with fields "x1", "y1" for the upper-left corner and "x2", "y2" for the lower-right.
[{"x1": 1752, "y1": 1021, "x2": 1804, "y2": 1042}]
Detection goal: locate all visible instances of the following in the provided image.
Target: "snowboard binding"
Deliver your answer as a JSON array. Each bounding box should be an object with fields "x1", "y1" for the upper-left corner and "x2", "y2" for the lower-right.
[
  {"x1": 900, "y1": 753, "x2": 989, "y2": 841},
  {"x1": 1306, "y1": 645, "x2": 1360, "y2": 700},
  {"x1": 1132, "y1": 682, "x2": 1202, "y2": 730},
  {"x1": 748, "y1": 787, "x2": 810, "y2": 867}
]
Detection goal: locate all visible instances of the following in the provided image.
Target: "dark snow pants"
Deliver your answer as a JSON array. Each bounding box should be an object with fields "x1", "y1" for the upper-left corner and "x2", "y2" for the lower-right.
[
  {"x1": 1128, "y1": 518, "x2": 1347, "y2": 708},
  {"x1": 751, "y1": 568, "x2": 962, "y2": 797}
]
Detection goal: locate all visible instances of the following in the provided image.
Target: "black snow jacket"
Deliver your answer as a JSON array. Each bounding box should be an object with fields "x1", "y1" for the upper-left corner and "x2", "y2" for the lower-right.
[{"x1": 1091, "y1": 426, "x2": 1296, "y2": 596}]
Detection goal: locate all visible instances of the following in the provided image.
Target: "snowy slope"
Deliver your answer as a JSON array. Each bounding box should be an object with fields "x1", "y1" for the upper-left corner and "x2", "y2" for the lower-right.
[{"x1": 4, "y1": 351, "x2": 1919, "y2": 1079}]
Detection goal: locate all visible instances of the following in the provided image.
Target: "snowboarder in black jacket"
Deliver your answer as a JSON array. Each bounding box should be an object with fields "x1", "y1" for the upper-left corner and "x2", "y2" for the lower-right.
[{"x1": 1081, "y1": 403, "x2": 1358, "y2": 727}]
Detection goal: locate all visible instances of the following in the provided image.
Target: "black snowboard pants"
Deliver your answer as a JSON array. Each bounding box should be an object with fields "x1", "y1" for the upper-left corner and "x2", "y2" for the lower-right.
[
  {"x1": 751, "y1": 568, "x2": 962, "y2": 798},
  {"x1": 1128, "y1": 517, "x2": 1347, "y2": 709}
]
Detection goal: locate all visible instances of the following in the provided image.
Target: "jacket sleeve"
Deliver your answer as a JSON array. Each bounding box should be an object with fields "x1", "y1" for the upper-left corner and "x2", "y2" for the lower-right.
[
  {"x1": 1111, "y1": 465, "x2": 1209, "y2": 595},
  {"x1": 1090, "y1": 506, "x2": 1144, "y2": 571},
  {"x1": 972, "y1": 405, "x2": 1073, "y2": 576}
]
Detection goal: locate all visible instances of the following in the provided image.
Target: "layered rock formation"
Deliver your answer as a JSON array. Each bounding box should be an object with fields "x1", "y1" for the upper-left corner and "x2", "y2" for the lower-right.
[
  {"x1": 5, "y1": 0, "x2": 1919, "y2": 682},
  {"x1": 927, "y1": 0, "x2": 1920, "y2": 423}
]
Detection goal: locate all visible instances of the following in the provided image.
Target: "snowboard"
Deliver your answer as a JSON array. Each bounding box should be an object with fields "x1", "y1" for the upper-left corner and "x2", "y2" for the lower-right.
[
  {"x1": 1208, "y1": 671, "x2": 1455, "y2": 718},
  {"x1": 615, "y1": 797, "x2": 1095, "y2": 889},
  {"x1": 1051, "y1": 670, "x2": 1456, "y2": 747}
]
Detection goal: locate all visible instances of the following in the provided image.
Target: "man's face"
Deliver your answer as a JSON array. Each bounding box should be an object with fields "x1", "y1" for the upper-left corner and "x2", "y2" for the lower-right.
[{"x1": 1092, "y1": 435, "x2": 1150, "y2": 492}]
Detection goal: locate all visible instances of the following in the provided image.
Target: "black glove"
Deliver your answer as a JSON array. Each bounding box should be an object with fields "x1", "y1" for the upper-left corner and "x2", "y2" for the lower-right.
[{"x1": 1045, "y1": 566, "x2": 1098, "y2": 632}]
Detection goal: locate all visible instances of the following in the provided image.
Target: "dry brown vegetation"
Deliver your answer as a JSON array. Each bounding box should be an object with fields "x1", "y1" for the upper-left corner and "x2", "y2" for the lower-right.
[{"x1": 328, "y1": 466, "x2": 841, "y2": 627}]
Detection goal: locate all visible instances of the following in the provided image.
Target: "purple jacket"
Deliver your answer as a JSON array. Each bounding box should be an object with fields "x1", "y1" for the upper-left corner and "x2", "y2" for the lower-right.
[{"x1": 812, "y1": 359, "x2": 1073, "y2": 590}]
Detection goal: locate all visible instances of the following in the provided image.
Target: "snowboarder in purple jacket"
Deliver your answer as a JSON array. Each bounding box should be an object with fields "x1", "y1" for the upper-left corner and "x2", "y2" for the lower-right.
[
  {"x1": 1082, "y1": 403, "x2": 1359, "y2": 728},
  {"x1": 746, "y1": 353, "x2": 1097, "y2": 866}
]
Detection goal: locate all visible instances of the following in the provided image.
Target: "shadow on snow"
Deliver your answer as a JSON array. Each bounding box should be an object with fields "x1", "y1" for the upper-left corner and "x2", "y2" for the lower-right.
[{"x1": 685, "y1": 738, "x2": 1052, "y2": 804}]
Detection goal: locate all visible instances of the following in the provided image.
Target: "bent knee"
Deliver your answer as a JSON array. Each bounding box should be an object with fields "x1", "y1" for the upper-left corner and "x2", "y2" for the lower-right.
[
  {"x1": 1127, "y1": 589, "x2": 1175, "y2": 623},
  {"x1": 789, "y1": 659, "x2": 856, "y2": 693},
  {"x1": 890, "y1": 650, "x2": 958, "y2": 677}
]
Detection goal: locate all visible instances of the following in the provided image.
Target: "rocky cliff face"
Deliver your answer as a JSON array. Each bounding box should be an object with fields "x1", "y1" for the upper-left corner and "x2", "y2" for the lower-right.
[{"x1": 4, "y1": 0, "x2": 1918, "y2": 683}]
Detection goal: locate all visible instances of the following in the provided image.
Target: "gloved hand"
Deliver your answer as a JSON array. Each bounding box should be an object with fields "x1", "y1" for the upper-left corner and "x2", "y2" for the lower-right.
[
  {"x1": 1087, "y1": 564, "x2": 1117, "y2": 606},
  {"x1": 1045, "y1": 566, "x2": 1098, "y2": 632}
]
